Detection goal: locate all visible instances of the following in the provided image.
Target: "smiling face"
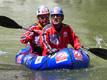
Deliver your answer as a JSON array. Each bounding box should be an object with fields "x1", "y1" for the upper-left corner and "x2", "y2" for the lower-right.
[
  {"x1": 51, "y1": 14, "x2": 64, "y2": 28},
  {"x1": 37, "y1": 14, "x2": 50, "y2": 27}
]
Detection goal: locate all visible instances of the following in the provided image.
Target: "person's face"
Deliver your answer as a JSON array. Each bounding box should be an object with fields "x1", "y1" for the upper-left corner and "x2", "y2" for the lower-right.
[
  {"x1": 37, "y1": 14, "x2": 50, "y2": 27},
  {"x1": 51, "y1": 14, "x2": 64, "y2": 27}
]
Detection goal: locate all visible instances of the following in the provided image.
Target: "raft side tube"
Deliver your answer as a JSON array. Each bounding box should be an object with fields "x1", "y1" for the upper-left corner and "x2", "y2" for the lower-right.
[{"x1": 15, "y1": 48, "x2": 90, "y2": 70}]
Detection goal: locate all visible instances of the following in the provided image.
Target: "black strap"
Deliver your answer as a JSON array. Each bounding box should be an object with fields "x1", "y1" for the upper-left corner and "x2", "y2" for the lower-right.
[
  {"x1": 29, "y1": 57, "x2": 35, "y2": 68},
  {"x1": 67, "y1": 48, "x2": 73, "y2": 69},
  {"x1": 35, "y1": 55, "x2": 51, "y2": 70},
  {"x1": 46, "y1": 56, "x2": 49, "y2": 70}
]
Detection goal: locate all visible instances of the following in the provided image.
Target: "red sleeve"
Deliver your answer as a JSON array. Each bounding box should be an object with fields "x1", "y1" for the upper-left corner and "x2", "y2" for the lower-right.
[
  {"x1": 69, "y1": 27, "x2": 82, "y2": 50},
  {"x1": 20, "y1": 31, "x2": 35, "y2": 44},
  {"x1": 20, "y1": 25, "x2": 41, "y2": 44}
]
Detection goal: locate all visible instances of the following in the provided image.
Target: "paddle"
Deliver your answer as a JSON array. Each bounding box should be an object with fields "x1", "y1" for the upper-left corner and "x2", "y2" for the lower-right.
[
  {"x1": 0, "y1": 16, "x2": 107, "y2": 60},
  {"x1": 0, "y1": 16, "x2": 37, "y2": 34},
  {"x1": 84, "y1": 47, "x2": 107, "y2": 60}
]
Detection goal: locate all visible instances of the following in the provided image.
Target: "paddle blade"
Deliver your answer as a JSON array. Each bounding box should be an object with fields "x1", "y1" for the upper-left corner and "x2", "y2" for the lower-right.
[
  {"x1": 88, "y1": 48, "x2": 107, "y2": 60},
  {"x1": 0, "y1": 16, "x2": 22, "y2": 29}
]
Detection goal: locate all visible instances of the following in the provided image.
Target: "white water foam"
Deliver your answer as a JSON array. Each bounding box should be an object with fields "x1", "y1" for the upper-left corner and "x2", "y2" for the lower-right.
[
  {"x1": 94, "y1": 36, "x2": 107, "y2": 48},
  {"x1": 0, "y1": 51, "x2": 7, "y2": 55}
]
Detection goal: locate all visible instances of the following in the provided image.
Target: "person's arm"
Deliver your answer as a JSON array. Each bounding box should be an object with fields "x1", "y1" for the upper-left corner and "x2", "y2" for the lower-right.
[
  {"x1": 20, "y1": 25, "x2": 40, "y2": 44},
  {"x1": 40, "y1": 28, "x2": 52, "y2": 53},
  {"x1": 69, "y1": 27, "x2": 82, "y2": 50},
  {"x1": 20, "y1": 31, "x2": 35, "y2": 44}
]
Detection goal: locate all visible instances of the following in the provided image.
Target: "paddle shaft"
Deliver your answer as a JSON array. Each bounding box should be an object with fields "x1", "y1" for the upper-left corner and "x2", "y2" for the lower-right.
[{"x1": 22, "y1": 27, "x2": 35, "y2": 33}]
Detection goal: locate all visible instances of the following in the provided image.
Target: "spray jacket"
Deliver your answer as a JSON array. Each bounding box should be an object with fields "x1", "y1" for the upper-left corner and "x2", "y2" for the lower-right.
[
  {"x1": 40, "y1": 23, "x2": 82, "y2": 56},
  {"x1": 20, "y1": 23, "x2": 42, "y2": 53}
]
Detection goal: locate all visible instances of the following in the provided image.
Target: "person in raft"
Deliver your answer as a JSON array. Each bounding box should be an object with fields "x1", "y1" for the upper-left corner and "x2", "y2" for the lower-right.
[
  {"x1": 20, "y1": 6, "x2": 50, "y2": 55},
  {"x1": 40, "y1": 7, "x2": 87, "y2": 56}
]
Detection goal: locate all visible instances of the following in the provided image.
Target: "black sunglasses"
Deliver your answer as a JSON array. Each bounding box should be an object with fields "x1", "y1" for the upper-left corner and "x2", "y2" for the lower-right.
[
  {"x1": 39, "y1": 16, "x2": 49, "y2": 19},
  {"x1": 51, "y1": 14, "x2": 62, "y2": 17}
]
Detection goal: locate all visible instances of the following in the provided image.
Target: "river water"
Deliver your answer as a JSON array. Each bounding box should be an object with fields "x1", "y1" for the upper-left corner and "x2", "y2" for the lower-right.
[{"x1": 0, "y1": 0, "x2": 107, "y2": 80}]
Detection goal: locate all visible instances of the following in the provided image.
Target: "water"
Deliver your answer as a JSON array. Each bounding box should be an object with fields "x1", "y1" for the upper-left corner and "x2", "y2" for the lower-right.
[{"x1": 0, "y1": 0, "x2": 107, "y2": 80}]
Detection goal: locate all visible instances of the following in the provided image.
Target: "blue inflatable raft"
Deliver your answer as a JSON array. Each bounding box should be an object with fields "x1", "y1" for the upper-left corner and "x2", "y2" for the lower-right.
[{"x1": 16, "y1": 46, "x2": 90, "y2": 70}]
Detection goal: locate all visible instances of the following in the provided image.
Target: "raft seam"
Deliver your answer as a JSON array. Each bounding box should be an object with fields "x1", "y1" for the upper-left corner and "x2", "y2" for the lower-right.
[
  {"x1": 46, "y1": 56, "x2": 49, "y2": 70},
  {"x1": 67, "y1": 48, "x2": 73, "y2": 69}
]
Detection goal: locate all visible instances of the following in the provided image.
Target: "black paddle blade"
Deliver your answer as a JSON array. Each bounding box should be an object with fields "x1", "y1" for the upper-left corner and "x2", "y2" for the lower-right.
[
  {"x1": 88, "y1": 48, "x2": 107, "y2": 60},
  {"x1": 0, "y1": 16, "x2": 22, "y2": 29}
]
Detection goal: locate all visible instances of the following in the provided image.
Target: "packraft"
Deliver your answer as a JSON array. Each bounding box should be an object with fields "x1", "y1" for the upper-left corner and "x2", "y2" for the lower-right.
[{"x1": 16, "y1": 46, "x2": 90, "y2": 70}]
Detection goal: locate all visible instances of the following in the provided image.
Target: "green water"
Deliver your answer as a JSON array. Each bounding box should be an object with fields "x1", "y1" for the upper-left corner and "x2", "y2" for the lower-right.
[{"x1": 0, "y1": 0, "x2": 107, "y2": 80}]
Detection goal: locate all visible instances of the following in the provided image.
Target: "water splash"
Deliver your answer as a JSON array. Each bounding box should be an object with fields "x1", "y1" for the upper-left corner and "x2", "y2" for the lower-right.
[
  {"x1": 94, "y1": 36, "x2": 107, "y2": 48},
  {"x1": 0, "y1": 51, "x2": 7, "y2": 55}
]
